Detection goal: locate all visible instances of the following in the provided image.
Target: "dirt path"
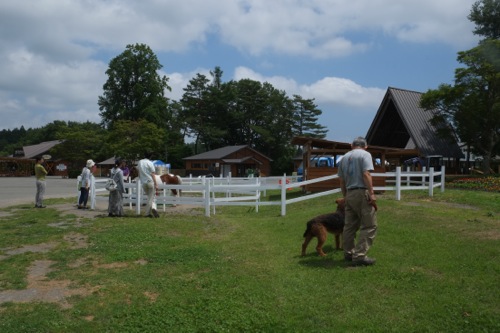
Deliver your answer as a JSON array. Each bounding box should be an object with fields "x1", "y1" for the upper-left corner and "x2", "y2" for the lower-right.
[{"x1": 0, "y1": 200, "x2": 201, "y2": 309}]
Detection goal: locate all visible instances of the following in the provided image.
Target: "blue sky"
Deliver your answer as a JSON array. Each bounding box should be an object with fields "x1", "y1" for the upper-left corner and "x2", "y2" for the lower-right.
[{"x1": 0, "y1": 0, "x2": 479, "y2": 143}]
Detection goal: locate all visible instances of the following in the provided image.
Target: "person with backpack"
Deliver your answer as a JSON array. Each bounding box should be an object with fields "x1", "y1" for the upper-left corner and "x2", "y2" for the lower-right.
[{"x1": 107, "y1": 158, "x2": 126, "y2": 217}]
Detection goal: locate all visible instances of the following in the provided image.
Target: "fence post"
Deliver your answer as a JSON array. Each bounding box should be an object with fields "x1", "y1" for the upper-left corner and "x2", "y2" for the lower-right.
[
  {"x1": 396, "y1": 167, "x2": 401, "y2": 201},
  {"x1": 440, "y1": 166, "x2": 446, "y2": 192},
  {"x1": 90, "y1": 175, "x2": 96, "y2": 210},
  {"x1": 281, "y1": 174, "x2": 287, "y2": 216},
  {"x1": 406, "y1": 166, "x2": 411, "y2": 186},
  {"x1": 428, "y1": 167, "x2": 434, "y2": 197},
  {"x1": 255, "y1": 177, "x2": 260, "y2": 213},
  {"x1": 204, "y1": 180, "x2": 211, "y2": 217},
  {"x1": 136, "y1": 180, "x2": 141, "y2": 215}
]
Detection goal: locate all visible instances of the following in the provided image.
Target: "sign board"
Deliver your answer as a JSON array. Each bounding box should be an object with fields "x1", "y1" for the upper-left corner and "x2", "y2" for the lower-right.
[{"x1": 13, "y1": 148, "x2": 24, "y2": 157}]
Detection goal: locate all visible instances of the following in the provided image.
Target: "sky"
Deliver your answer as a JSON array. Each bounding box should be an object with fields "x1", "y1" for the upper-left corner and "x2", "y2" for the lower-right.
[{"x1": 0, "y1": 0, "x2": 480, "y2": 143}]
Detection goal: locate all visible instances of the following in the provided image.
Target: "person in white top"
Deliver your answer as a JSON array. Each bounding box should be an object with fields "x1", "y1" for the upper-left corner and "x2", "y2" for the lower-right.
[
  {"x1": 137, "y1": 152, "x2": 159, "y2": 218},
  {"x1": 78, "y1": 159, "x2": 95, "y2": 209}
]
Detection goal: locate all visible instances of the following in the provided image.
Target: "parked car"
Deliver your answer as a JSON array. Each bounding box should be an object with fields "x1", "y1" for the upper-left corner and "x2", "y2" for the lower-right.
[{"x1": 297, "y1": 156, "x2": 336, "y2": 181}]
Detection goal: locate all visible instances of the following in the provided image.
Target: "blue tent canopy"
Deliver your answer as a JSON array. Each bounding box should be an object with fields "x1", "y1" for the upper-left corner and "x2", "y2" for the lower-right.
[{"x1": 152, "y1": 160, "x2": 166, "y2": 166}]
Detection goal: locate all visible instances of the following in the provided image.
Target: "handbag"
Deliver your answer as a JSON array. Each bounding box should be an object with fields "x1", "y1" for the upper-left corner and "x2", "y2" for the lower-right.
[{"x1": 105, "y1": 172, "x2": 118, "y2": 192}]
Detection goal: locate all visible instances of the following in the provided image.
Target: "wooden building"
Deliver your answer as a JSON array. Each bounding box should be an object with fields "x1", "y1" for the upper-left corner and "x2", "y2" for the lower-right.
[
  {"x1": 292, "y1": 87, "x2": 467, "y2": 192},
  {"x1": 183, "y1": 145, "x2": 272, "y2": 177},
  {"x1": 366, "y1": 87, "x2": 464, "y2": 173},
  {"x1": 291, "y1": 136, "x2": 402, "y2": 193},
  {"x1": 0, "y1": 140, "x2": 68, "y2": 177}
]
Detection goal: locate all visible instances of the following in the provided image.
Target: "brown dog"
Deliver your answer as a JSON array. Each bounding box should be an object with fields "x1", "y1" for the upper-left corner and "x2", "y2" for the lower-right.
[{"x1": 301, "y1": 198, "x2": 345, "y2": 257}]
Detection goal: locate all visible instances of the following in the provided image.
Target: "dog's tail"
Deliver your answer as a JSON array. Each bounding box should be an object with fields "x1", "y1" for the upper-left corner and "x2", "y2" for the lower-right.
[{"x1": 303, "y1": 220, "x2": 313, "y2": 238}]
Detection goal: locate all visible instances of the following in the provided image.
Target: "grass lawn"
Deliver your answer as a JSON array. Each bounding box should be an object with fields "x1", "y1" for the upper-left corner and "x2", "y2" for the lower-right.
[{"x1": 0, "y1": 188, "x2": 499, "y2": 332}]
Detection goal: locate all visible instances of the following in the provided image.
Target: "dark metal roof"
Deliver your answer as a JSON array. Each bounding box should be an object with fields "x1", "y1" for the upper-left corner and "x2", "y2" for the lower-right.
[
  {"x1": 291, "y1": 137, "x2": 350, "y2": 150},
  {"x1": 183, "y1": 145, "x2": 272, "y2": 161},
  {"x1": 366, "y1": 87, "x2": 463, "y2": 159},
  {"x1": 291, "y1": 136, "x2": 403, "y2": 154},
  {"x1": 22, "y1": 140, "x2": 63, "y2": 159},
  {"x1": 98, "y1": 156, "x2": 117, "y2": 165}
]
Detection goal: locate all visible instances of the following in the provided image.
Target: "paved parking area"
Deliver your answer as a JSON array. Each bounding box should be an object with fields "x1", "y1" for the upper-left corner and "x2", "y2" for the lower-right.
[{"x1": 0, "y1": 176, "x2": 79, "y2": 208}]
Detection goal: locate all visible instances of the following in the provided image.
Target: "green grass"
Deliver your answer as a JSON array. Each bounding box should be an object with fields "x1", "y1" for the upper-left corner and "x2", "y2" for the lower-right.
[{"x1": 0, "y1": 190, "x2": 499, "y2": 333}]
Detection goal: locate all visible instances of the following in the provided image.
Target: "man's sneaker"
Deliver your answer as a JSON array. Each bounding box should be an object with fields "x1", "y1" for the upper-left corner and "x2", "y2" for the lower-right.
[
  {"x1": 351, "y1": 257, "x2": 376, "y2": 266},
  {"x1": 344, "y1": 254, "x2": 353, "y2": 262},
  {"x1": 152, "y1": 209, "x2": 160, "y2": 218}
]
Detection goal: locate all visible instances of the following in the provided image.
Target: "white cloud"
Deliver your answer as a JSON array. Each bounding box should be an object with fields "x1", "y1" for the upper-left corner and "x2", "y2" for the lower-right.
[
  {"x1": 234, "y1": 66, "x2": 385, "y2": 110},
  {"x1": 0, "y1": 0, "x2": 478, "y2": 133},
  {"x1": 217, "y1": 0, "x2": 477, "y2": 57},
  {"x1": 0, "y1": 46, "x2": 106, "y2": 129},
  {"x1": 301, "y1": 77, "x2": 385, "y2": 109}
]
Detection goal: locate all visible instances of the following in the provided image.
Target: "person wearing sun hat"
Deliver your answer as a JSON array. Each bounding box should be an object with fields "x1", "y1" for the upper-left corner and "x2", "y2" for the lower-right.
[{"x1": 78, "y1": 159, "x2": 95, "y2": 209}]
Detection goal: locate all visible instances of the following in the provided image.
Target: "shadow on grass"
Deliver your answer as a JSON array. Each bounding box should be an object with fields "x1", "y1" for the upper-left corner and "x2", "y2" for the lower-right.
[{"x1": 297, "y1": 246, "x2": 350, "y2": 269}]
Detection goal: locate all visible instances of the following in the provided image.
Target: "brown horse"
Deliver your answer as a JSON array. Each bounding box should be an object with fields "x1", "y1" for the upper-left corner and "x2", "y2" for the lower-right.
[{"x1": 159, "y1": 173, "x2": 183, "y2": 197}]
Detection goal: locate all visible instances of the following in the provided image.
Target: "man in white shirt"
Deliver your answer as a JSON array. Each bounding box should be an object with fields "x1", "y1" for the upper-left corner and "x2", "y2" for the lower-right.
[
  {"x1": 137, "y1": 152, "x2": 159, "y2": 218},
  {"x1": 338, "y1": 137, "x2": 377, "y2": 266}
]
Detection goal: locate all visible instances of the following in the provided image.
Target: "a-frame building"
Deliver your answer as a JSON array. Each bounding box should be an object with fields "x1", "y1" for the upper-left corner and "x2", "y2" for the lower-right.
[{"x1": 366, "y1": 87, "x2": 464, "y2": 172}]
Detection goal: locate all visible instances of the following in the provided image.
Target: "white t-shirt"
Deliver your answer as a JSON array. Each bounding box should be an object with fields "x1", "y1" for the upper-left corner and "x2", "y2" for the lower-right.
[
  {"x1": 338, "y1": 148, "x2": 374, "y2": 189},
  {"x1": 137, "y1": 158, "x2": 155, "y2": 184},
  {"x1": 80, "y1": 167, "x2": 92, "y2": 187}
]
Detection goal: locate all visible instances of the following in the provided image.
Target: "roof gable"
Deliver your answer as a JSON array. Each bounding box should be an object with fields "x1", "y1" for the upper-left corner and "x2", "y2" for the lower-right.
[
  {"x1": 23, "y1": 140, "x2": 63, "y2": 159},
  {"x1": 366, "y1": 87, "x2": 463, "y2": 158},
  {"x1": 183, "y1": 145, "x2": 272, "y2": 161}
]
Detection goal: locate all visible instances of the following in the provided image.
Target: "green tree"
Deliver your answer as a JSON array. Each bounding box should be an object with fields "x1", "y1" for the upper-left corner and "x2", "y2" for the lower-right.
[
  {"x1": 421, "y1": 1, "x2": 500, "y2": 174},
  {"x1": 179, "y1": 67, "x2": 328, "y2": 175},
  {"x1": 259, "y1": 83, "x2": 296, "y2": 174},
  {"x1": 231, "y1": 79, "x2": 268, "y2": 147},
  {"x1": 421, "y1": 39, "x2": 500, "y2": 174},
  {"x1": 51, "y1": 122, "x2": 107, "y2": 175},
  {"x1": 104, "y1": 119, "x2": 166, "y2": 162},
  {"x1": 98, "y1": 43, "x2": 171, "y2": 129},
  {"x1": 468, "y1": 0, "x2": 500, "y2": 39},
  {"x1": 166, "y1": 100, "x2": 193, "y2": 168},
  {"x1": 180, "y1": 73, "x2": 213, "y2": 151},
  {"x1": 180, "y1": 67, "x2": 233, "y2": 152},
  {"x1": 0, "y1": 126, "x2": 27, "y2": 156},
  {"x1": 291, "y1": 95, "x2": 328, "y2": 138}
]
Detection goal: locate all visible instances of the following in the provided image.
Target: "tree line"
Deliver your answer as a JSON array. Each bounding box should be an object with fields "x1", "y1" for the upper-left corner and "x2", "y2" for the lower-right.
[{"x1": 1, "y1": 52, "x2": 327, "y2": 175}]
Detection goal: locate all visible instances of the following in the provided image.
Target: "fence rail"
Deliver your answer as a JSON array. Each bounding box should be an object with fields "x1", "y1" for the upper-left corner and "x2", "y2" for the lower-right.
[{"x1": 81, "y1": 166, "x2": 445, "y2": 217}]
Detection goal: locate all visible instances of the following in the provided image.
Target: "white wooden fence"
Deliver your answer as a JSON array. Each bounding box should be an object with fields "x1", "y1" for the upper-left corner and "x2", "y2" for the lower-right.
[{"x1": 78, "y1": 166, "x2": 445, "y2": 217}]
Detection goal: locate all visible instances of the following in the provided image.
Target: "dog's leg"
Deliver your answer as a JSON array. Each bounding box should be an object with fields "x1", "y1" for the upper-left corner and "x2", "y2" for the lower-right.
[
  {"x1": 316, "y1": 230, "x2": 327, "y2": 256},
  {"x1": 334, "y1": 233, "x2": 343, "y2": 250},
  {"x1": 302, "y1": 235, "x2": 313, "y2": 256}
]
